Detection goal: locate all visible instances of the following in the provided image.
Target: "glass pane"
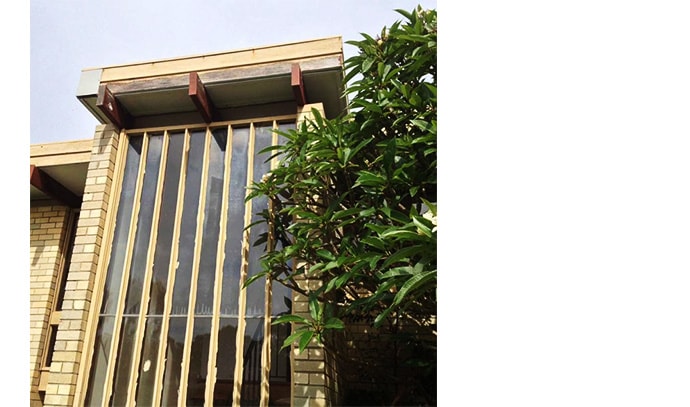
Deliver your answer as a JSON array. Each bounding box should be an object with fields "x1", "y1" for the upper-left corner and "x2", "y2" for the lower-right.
[
  {"x1": 101, "y1": 137, "x2": 142, "y2": 315},
  {"x1": 221, "y1": 127, "x2": 249, "y2": 316},
  {"x1": 269, "y1": 321, "x2": 291, "y2": 406},
  {"x1": 135, "y1": 316, "x2": 162, "y2": 406},
  {"x1": 240, "y1": 318, "x2": 264, "y2": 406},
  {"x1": 245, "y1": 124, "x2": 273, "y2": 317},
  {"x1": 214, "y1": 317, "x2": 238, "y2": 406},
  {"x1": 271, "y1": 237, "x2": 292, "y2": 317},
  {"x1": 161, "y1": 317, "x2": 187, "y2": 407},
  {"x1": 186, "y1": 317, "x2": 212, "y2": 406},
  {"x1": 276, "y1": 122, "x2": 294, "y2": 162},
  {"x1": 172, "y1": 130, "x2": 206, "y2": 315},
  {"x1": 110, "y1": 316, "x2": 139, "y2": 406},
  {"x1": 149, "y1": 132, "x2": 184, "y2": 315},
  {"x1": 196, "y1": 129, "x2": 227, "y2": 315},
  {"x1": 124, "y1": 133, "x2": 163, "y2": 315},
  {"x1": 83, "y1": 316, "x2": 115, "y2": 407}
]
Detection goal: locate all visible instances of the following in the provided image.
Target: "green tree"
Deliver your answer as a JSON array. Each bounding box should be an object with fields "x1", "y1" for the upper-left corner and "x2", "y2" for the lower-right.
[{"x1": 247, "y1": 6, "x2": 436, "y2": 404}]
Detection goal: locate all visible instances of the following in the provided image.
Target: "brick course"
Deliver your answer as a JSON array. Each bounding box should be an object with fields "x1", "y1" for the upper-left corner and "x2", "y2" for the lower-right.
[{"x1": 40, "y1": 125, "x2": 120, "y2": 407}]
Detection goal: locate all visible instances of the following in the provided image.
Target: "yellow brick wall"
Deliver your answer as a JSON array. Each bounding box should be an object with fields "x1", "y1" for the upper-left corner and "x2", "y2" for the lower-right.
[
  {"x1": 30, "y1": 204, "x2": 71, "y2": 406},
  {"x1": 290, "y1": 272, "x2": 342, "y2": 407},
  {"x1": 42, "y1": 124, "x2": 120, "y2": 407}
]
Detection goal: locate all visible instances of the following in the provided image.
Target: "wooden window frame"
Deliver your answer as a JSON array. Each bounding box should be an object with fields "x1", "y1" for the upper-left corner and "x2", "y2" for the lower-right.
[{"x1": 79, "y1": 114, "x2": 296, "y2": 407}]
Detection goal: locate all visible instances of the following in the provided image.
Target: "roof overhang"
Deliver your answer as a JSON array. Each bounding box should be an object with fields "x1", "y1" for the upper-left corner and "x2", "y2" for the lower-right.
[
  {"x1": 30, "y1": 139, "x2": 92, "y2": 207},
  {"x1": 76, "y1": 37, "x2": 347, "y2": 129}
]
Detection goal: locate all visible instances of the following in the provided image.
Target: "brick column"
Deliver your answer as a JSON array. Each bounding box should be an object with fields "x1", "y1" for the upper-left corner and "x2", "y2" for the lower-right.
[
  {"x1": 43, "y1": 124, "x2": 120, "y2": 407},
  {"x1": 291, "y1": 272, "x2": 334, "y2": 407},
  {"x1": 30, "y1": 205, "x2": 71, "y2": 406},
  {"x1": 290, "y1": 103, "x2": 341, "y2": 406}
]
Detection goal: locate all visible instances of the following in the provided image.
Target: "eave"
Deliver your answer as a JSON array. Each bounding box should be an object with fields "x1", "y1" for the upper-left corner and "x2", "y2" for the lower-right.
[
  {"x1": 30, "y1": 139, "x2": 92, "y2": 206},
  {"x1": 76, "y1": 36, "x2": 347, "y2": 130}
]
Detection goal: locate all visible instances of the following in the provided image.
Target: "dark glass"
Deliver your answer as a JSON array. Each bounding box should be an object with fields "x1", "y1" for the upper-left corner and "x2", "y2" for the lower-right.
[
  {"x1": 83, "y1": 316, "x2": 115, "y2": 406},
  {"x1": 213, "y1": 317, "x2": 239, "y2": 406},
  {"x1": 124, "y1": 133, "x2": 163, "y2": 315},
  {"x1": 268, "y1": 322, "x2": 292, "y2": 406},
  {"x1": 245, "y1": 124, "x2": 273, "y2": 317},
  {"x1": 196, "y1": 129, "x2": 227, "y2": 315},
  {"x1": 221, "y1": 127, "x2": 249, "y2": 316},
  {"x1": 186, "y1": 317, "x2": 212, "y2": 406},
  {"x1": 135, "y1": 317, "x2": 162, "y2": 406},
  {"x1": 110, "y1": 316, "x2": 139, "y2": 406},
  {"x1": 172, "y1": 130, "x2": 206, "y2": 315},
  {"x1": 149, "y1": 132, "x2": 184, "y2": 315},
  {"x1": 240, "y1": 318, "x2": 264, "y2": 406},
  {"x1": 160, "y1": 317, "x2": 187, "y2": 406},
  {"x1": 101, "y1": 137, "x2": 142, "y2": 315}
]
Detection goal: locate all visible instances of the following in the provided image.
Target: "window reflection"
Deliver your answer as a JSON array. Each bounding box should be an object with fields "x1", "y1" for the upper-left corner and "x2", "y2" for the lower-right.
[{"x1": 89, "y1": 121, "x2": 296, "y2": 406}]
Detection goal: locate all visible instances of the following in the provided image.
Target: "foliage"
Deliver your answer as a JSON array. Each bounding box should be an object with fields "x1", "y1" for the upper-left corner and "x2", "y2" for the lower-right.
[{"x1": 246, "y1": 4, "x2": 437, "y2": 368}]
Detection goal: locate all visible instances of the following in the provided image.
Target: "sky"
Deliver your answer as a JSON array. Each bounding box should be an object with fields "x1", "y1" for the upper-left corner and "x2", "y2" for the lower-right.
[
  {"x1": 14, "y1": 1, "x2": 690, "y2": 406},
  {"x1": 29, "y1": 0, "x2": 437, "y2": 144}
]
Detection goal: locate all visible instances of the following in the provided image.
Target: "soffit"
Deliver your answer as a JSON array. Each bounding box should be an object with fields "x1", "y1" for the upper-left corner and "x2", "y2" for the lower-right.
[
  {"x1": 76, "y1": 37, "x2": 347, "y2": 128},
  {"x1": 30, "y1": 139, "x2": 91, "y2": 204}
]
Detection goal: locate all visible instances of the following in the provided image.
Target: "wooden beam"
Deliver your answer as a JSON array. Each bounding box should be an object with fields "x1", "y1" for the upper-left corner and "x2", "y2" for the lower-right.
[
  {"x1": 99, "y1": 36, "x2": 343, "y2": 82},
  {"x1": 291, "y1": 63, "x2": 307, "y2": 106},
  {"x1": 30, "y1": 165, "x2": 81, "y2": 208},
  {"x1": 105, "y1": 55, "x2": 342, "y2": 94},
  {"x1": 97, "y1": 84, "x2": 132, "y2": 129},
  {"x1": 189, "y1": 72, "x2": 216, "y2": 123}
]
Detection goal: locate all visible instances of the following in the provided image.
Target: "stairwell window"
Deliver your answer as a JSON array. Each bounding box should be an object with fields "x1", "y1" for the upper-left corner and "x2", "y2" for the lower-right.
[{"x1": 83, "y1": 117, "x2": 295, "y2": 406}]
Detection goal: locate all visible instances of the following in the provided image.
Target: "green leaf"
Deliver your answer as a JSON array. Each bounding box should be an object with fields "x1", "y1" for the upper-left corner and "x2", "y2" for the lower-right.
[
  {"x1": 309, "y1": 294, "x2": 320, "y2": 322},
  {"x1": 373, "y1": 307, "x2": 393, "y2": 328},
  {"x1": 316, "y1": 249, "x2": 335, "y2": 261},
  {"x1": 379, "y1": 229, "x2": 421, "y2": 240},
  {"x1": 410, "y1": 119, "x2": 432, "y2": 132},
  {"x1": 391, "y1": 270, "x2": 436, "y2": 308},
  {"x1": 281, "y1": 329, "x2": 308, "y2": 350},
  {"x1": 332, "y1": 207, "x2": 361, "y2": 221},
  {"x1": 381, "y1": 245, "x2": 425, "y2": 269},
  {"x1": 298, "y1": 330, "x2": 315, "y2": 353},
  {"x1": 412, "y1": 215, "x2": 433, "y2": 238},
  {"x1": 379, "y1": 266, "x2": 418, "y2": 279},
  {"x1": 243, "y1": 270, "x2": 267, "y2": 288},
  {"x1": 272, "y1": 314, "x2": 309, "y2": 325},
  {"x1": 362, "y1": 58, "x2": 374, "y2": 73},
  {"x1": 361, "y1": 236, "x2": 386, "y2": 250},
  {"x1": 323, "y1": 317, "x2": 345, "y2": 330}
]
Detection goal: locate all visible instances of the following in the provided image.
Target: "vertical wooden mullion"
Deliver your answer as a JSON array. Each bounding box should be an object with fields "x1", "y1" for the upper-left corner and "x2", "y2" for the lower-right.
[
  {"x1": 126, "y1": 131, "x2": 169, "y2": 405},
  {"x1": 177, "y1": 127, "x2": 212, "y2": 406},
  {"x1": 152, "y1": 129, "x2": 191, "y2": 407},
  {"x1": 204, "y1": 125, "x2": 234, "y2": 406},
  {"x1": 258, "y1": 121, "x2": 279, "y2": 406},
  {"x1": 101, "y1": 132, "x2": 150, "y2": 404},
  {"x1": 75, "y1": 130, "x2": 129, "y2": 406},
  {"x1": 232, "y1": 122, "x2": 257, "y2": 406}
]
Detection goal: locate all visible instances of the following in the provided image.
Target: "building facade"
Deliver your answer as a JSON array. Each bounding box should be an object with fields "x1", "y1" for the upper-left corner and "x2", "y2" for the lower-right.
[{"x1": 30, "y1": 37, "x2": 346, "y2": 407}]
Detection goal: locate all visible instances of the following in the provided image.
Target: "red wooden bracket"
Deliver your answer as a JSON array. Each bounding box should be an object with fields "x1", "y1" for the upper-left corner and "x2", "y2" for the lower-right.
[
  {"x1": 30, "y1": 165, "x2": 81, "y2": 208},
  {"x1": 291, "y1": 63, "x2": 307, "y2": 106},
  {"x1": 97, "y1": 84, "x2": 132, "y2": 129},
  {"x1": 189, "y1": 72, "x2": 216, "y2": 123}
]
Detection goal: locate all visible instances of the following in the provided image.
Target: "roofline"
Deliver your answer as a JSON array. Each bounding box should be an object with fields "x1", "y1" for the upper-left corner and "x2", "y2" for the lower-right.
[
  {"x1": 81, "y1": 36, "x2": 344, "y2": 83},
  {"x1": 30, "y1": 138, "x2": 92, "y2": 166},
  {"x1": 81, "y1": 36, "x2": 343, "y2": 72}
]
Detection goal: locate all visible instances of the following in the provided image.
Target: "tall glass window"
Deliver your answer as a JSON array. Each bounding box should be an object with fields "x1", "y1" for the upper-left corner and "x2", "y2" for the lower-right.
[{"x1": 84, "y1": 119, "x2": 295, "y2": 407}]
